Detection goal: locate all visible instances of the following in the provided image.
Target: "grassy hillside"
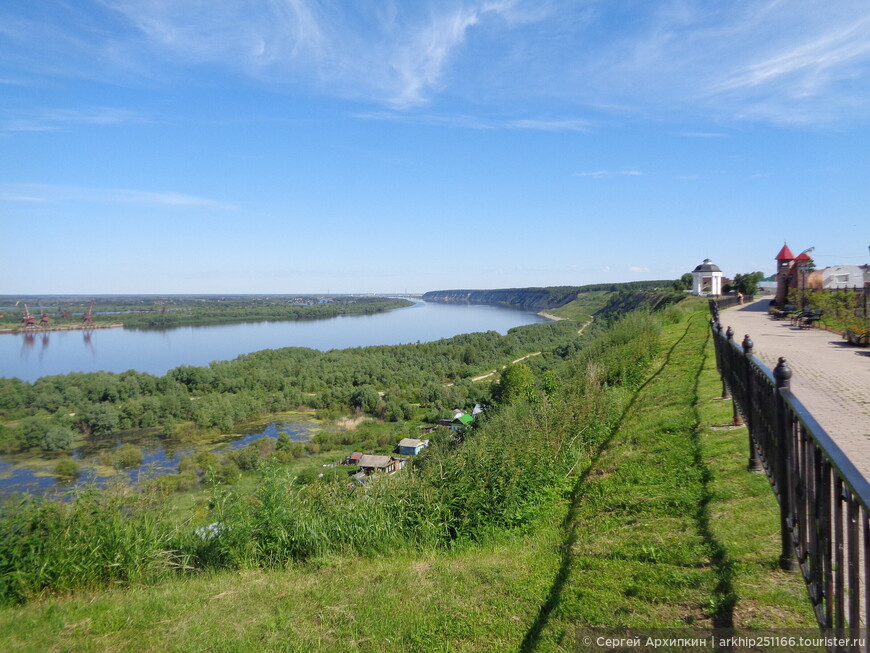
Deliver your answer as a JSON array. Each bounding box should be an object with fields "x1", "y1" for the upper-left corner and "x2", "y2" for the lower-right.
[
  {"x1": 0, "y1": 304, "x2": 815, "y2": 651},
  {"x1": 542, "y1": 290, "x2": 611, "y2": 323}
]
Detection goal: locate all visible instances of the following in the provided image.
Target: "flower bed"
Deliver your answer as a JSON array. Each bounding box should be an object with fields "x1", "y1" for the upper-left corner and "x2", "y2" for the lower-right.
[{"x1": 845, "y1": 329, "x2": 869, "y2": 346}]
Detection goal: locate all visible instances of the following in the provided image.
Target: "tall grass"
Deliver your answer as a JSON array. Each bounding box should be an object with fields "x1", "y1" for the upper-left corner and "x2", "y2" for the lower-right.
[{"x1": 0, "y1": 488, "x2": 187, "y2": 605}]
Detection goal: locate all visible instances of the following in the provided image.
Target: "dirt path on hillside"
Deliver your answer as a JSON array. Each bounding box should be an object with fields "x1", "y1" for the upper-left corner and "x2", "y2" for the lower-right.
[
  {"x1": 468, "y1": 318, "x2": 593, "y2": 383},
  {"x1": 471, "y1": 351, "x2": 542, "y2": 382}
]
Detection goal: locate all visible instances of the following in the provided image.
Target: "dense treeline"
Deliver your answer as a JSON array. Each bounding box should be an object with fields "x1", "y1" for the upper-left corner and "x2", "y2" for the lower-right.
[
  {"x1": 576, "y1": 280, "x2": 679, "y2": 293},
  {"x1": 0, "y1": 321, "x2": 579, "y2": 453},
  {"x1": 0, "y1": 309, "x2": 668, "y2": 604},
  {"x1": 120, "y1": 297, "x2": 412, "y2": 329},
  {"x1": 0, "y1": 296, "x2": 412, "y2": 331}
]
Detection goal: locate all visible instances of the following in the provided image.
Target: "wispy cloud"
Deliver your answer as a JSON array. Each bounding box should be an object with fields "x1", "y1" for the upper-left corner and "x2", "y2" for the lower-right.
[
  {"x1": 505, "y1": 118, "x2": 592, "y2": 132},
  {"x1": 92, "y1": 1, "x2": 522, "y2": 109},
  {"x1": 355, "y1": 110, "x2": 592, "y2": 131},
  {"x1": 353, "y1": 110, "x2": 497, "y2": 130},
  {"x1": 4, "y1": 1, "x2": 870, "y2": 125},
  {"x1": 0, "y1": 193, "x2": 47, "y2": 203},
  {"x1": 711, "y1": 16, "x2": 870, "y2": 96},
  {"x1": 574, "y1": 170, "x2": 643, "y2": 179},
  {"x1": 628, "y1": 266, "x2": 651, "y2": 273},
  {"x1": 675, "y1": 131, "x2": 730, "y2": 139},
  {"x1": 1, "y1": 107, "x2": 148, "y2": 132},
  {"x1": 0, "y1": 184, "x2": 233, "y2": 209}
]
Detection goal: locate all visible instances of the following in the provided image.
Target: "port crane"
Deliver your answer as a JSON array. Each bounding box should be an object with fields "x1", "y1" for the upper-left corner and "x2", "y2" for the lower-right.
[
  {"x1": 16, "y1": 301, "x2": 36, "y2": 328},
  {"x1": 82, "y1": 300, "x2": 95, "y2": 326},
  {"x1": 36, "y1": 299, "x2": 50, "y2": 326}
]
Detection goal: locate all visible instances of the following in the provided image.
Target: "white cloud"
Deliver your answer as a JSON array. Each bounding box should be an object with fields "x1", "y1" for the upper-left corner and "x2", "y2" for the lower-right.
[
  {"x1": 0, "y1": 184, "x2": 233, "y2": 209},
  {"x1": 355, "y1": 111, "x2": 591, "y2": 131},
  {"x1": 574, "y1": 170, "x2": 642, "y2": 179},
  {"x1": 5, "y1": 1, "x2": 870, "y2": 125},
  {"x1": 628, "y1": 266, "x2": 650, "y2": 273},
  {"x1": 675, "y1": 132, "x2": 729, "y2": 139},
  {"x1": 1, "y1": 107, "x2": 147, "y2": 132},
  {"x1": 506, "y1": 118, "x2": 592, "y2": 132},
  {"x1": 91, "y1": 0, "x2": 519, "y2": 109},
  {"x1": 0, "y1": 193, "x2": 47, "y2": 203}
]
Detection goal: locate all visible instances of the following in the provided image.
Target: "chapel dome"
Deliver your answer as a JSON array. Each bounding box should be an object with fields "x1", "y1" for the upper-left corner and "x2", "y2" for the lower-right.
[{"x1": 693, "y1": 259, "x2": 721, "y2": 273}]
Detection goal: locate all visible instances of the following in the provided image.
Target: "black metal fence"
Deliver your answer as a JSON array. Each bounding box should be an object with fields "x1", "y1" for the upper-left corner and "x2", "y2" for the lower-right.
[
  {"x1": 710, "y1": 301, "x2": 870, "y2": 644},
  {"x1": 707, "y1": 294, "x2": 755, "y2": 311}
]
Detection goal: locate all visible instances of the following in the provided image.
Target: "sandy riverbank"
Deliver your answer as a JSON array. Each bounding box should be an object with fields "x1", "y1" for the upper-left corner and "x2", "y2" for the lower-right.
[{"x1": 0, "y1": 323, "x2": 123, "y2": 335}]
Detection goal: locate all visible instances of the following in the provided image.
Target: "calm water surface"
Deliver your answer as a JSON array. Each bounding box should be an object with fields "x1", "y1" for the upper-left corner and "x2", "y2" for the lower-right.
[
  {"x1": 1, "y1": 300, "x2": 546, "y2": 383},
  {"x1": 0, "y1": 420, "x2": 318, "y2": 498}
]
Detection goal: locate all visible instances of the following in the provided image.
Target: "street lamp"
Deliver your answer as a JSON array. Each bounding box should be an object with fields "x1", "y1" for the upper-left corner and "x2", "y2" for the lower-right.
[{"x1": 796, "y1": 247, "x2": 815, "y2": 308}]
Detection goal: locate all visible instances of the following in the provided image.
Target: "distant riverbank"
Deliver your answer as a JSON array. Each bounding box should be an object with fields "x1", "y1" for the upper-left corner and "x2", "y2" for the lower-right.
[
  {"x1": 0, "y1": 323, "x2": 123, "y2": 335},
  {"x1": 0, "y1": 296, "x2": 412, "y2": 334}
]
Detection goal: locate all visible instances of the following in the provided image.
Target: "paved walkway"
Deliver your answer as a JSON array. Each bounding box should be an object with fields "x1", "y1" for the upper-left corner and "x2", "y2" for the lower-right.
[{"x1": 718, "y1": 299, "x2": 870, "y2": 480}]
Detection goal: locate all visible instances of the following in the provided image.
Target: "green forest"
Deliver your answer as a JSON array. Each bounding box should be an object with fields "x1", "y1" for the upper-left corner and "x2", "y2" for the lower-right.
[{"x1": 0, "y1": 295, "x2": 412, "y2": 331}]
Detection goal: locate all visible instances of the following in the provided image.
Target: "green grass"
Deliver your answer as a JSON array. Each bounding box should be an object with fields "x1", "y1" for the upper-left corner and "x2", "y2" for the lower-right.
[
  {"x1": 546, "y1": 291, "x2": 612, "y2": 323},
  {"x1": 0, "y1": 522, "x2": 565, "y2": 652},
  {"x1": 0, "y1": 306, "x2": 817, "y2": 651},
  {"x1": 518, "y1": 310, "x2": 815, "y2": 650}
]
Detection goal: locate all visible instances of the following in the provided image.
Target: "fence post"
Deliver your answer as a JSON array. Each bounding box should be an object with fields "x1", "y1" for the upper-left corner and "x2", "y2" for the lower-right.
[
  {"x1": 774, "y1": 357, "x2": 798, "y2": 572},
  {"x1": 742, "y1": 334, "x2": 763, "y2": 472},
  {"x1": 715, "y1": 321, "x2": 730, "y2": 400},
  {"x1": 726, "y1": 327, "x2": 744, "y2": 426}
]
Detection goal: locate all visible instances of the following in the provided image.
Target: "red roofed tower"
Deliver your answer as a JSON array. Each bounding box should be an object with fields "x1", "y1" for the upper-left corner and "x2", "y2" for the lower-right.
[{"x1": 775, "y1": 242, "x2": 795, "y2": 304}]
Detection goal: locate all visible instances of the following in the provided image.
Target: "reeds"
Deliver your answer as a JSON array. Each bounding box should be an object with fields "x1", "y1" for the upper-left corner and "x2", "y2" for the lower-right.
[{"x1": 0, "y1": 487, "x2": 187, "y2": 605}]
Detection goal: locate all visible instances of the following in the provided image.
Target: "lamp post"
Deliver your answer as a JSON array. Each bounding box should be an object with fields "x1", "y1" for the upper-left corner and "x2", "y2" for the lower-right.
[{"x1": 796, "y1": 246, "x2": 815, "y2": 309}]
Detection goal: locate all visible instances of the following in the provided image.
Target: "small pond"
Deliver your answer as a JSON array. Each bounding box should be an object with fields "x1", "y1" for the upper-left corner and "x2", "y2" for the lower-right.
[{"x1": 0, "y1": 419, "x2": 318, "y2": 499}]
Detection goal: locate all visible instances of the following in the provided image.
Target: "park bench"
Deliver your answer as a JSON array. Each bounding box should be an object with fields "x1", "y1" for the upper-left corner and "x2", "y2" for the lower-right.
[
  {"x1": 769, "y1": 304, "x2": 795, "y2": 320},
  {"x1": 798, "y1": 309, "x2": 824, "y2": 329},
  {"x1": 790, "y1": 309, "x2": 812, "y2": 326}
]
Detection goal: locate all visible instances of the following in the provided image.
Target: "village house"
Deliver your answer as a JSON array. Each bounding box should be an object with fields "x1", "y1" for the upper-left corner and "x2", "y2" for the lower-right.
[
  {"x1": 357, "y1": 454, "x2": 405, "y2": 476},
  {"x1": 436, "y1": 407, "x2": 479, "y2": 431},
  {"x1": 397, "y1": 438, "x2": 429, "y2": 456},
  {"x1": 450, "y1": 413, "x2": 474, "y2": 431}
]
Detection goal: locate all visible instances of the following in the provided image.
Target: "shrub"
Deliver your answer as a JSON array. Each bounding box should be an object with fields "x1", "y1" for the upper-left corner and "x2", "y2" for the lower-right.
[
  {"x1": 275, "y1": 432, "x2": 293, "y2": 451},
  {"x1": 115, "y1": 444, "x2": 144, "y2": 469},
  {"x1": 53, "y1": 458, "x2": 80, "y2": 478},
  {"x1": 229, "y1": 445, "x2": 260, "y2": 471}
]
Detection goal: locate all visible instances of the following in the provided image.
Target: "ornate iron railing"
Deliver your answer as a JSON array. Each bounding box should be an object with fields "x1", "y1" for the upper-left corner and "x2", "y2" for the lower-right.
[{"x1": 710, "y1": 303, "x2": 870, "y2": 644}]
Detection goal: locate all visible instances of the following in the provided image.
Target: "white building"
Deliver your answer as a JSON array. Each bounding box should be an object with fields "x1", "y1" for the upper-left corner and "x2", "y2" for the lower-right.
[
  {"x1": 822, "y1": 265, "x2": 864, "y2": 289},
  {"x1": 691, "y1": 259, "x2": 723, "y2": 296}
]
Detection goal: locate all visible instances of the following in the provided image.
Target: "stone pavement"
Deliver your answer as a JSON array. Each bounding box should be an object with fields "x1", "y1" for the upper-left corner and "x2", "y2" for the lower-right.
[{"x1": 718, "y1": 298, "x2": 870, "y2": 481}]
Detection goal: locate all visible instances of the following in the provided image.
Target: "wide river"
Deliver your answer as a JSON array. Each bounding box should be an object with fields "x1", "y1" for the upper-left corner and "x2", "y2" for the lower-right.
[{"x1": 1, "y1": 300, "x2": 547, "y2": 383}]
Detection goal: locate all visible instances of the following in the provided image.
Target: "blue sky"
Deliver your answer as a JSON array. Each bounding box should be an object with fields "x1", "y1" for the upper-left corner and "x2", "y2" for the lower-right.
[{"x1": 2, "y1": 1, "x2": 869, "y2": 294}]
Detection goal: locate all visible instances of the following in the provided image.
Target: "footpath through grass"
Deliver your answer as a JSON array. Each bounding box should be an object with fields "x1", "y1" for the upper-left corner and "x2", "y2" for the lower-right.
[{"x1": 0, "y1": 309, "x2": 816, "y2": 651}]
